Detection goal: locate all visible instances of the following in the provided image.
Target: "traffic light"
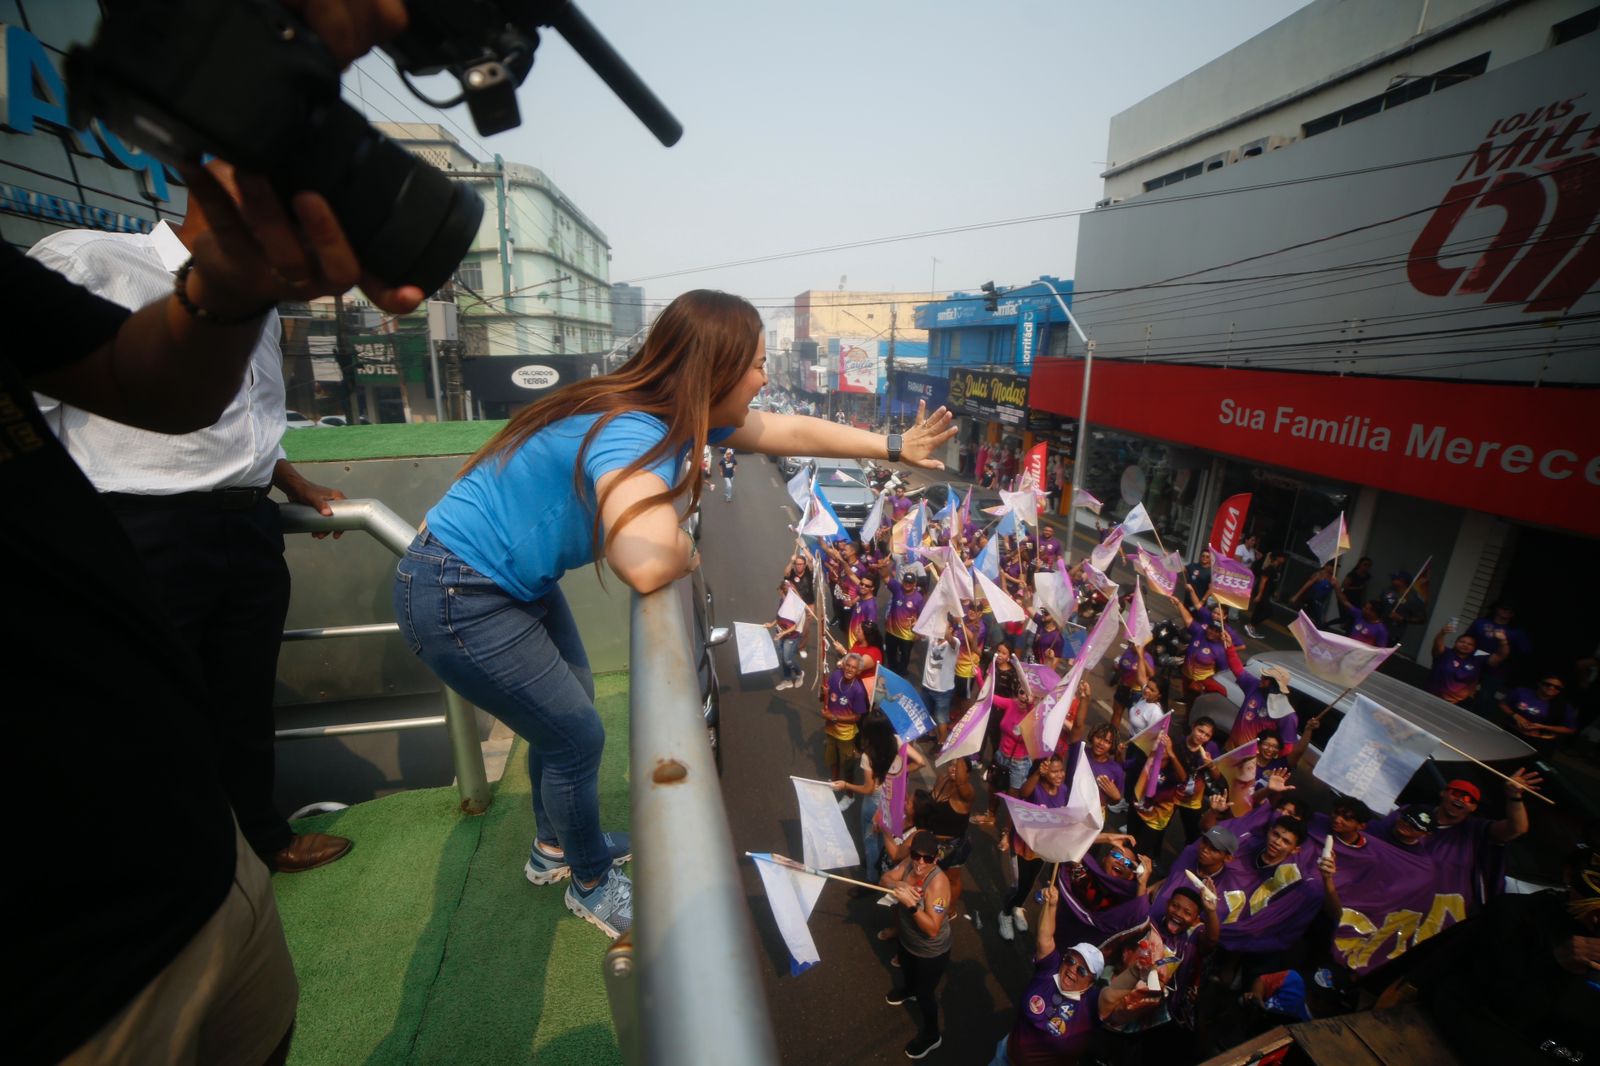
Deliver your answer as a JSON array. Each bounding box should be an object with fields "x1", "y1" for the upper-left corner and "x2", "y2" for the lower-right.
[{"x1": 981, "y1": 280, "x2": 999, "y2": 313}]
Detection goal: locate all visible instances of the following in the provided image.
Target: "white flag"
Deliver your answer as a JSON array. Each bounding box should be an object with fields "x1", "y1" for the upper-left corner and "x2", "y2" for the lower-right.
[
  {"x1": 1121, "y1": 502, "x2": 1154, "y2": 535},
  {"x1": 778, "y1": 587, "x2": 808, "y2": 631},
  {"x1": 1079, "y1": 596, "x2": 1123, "y2": 671},
  {"x1": 999, "y1": 488, "x2": 1040, "y2": 528},
  {"x1": 1042, "y1": 658, "x2": 1087, "y2": 751},
  {"x1": 1313, "y1": 695, "x2": 1441, "y2": 812},
  {"x1": 1089, "y1": 525, "x2": 1125, "y2": 573},
  {"x1": 1034, "y1": 569, "x2": 1073, "y2": 629},
  {"x1": 750, "y1": 853, "x2": 828, "y2": 973},
  {"x1": 860, "y1": 491, "x2": 888, "y2": 545},
  {"x1": 785, "y1": 465, "x2": 811, "y2": 510},
  {"x1": 1125, "y1": 577, "x2": 1153, "y2": 647},
  {"x1": 1305, "y1": 512, "x2": 1350, "y2": 565},
  {"x1": 791, "y1": 777, "x2": 860, "y2": 870},
  {"x1": 913, "y1": 565, "x2": 962, "y2": 639},
  {"x1": 999, "y1": 747, "x2": 1103, "y2": 862},
  {"x1": 799, "y1": 482, "x2": 839, "y2": 537},
  {"x1": 734, "y1": 622, "x2": 780, "y2": 674},
  {"x1": 974, "y1": 568, "x2": 1026, "y2": 624}
]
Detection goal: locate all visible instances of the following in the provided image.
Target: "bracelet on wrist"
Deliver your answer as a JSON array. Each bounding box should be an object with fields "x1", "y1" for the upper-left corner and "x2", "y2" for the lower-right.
[{"x1": 172, "y1": 258, "x2": 277, "y2": 325}]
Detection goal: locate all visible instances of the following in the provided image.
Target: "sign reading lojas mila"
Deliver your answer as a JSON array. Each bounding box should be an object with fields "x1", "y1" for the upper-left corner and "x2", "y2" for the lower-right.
[{"x1": 1031, "y1": 359, "x2": 1599, "y2": 538}]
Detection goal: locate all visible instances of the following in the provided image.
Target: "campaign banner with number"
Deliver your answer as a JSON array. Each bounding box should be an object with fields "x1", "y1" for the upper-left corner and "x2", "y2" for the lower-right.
[
  {"x1": 1312, "y1": 695, "x2": 1439, "y2": 812},
  {"x1": 1210, "y1": 556, "x2": 1255, "y2": 611}
]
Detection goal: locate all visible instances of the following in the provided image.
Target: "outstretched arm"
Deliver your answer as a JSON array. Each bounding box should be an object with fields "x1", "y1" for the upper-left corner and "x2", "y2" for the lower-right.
[{"x1": 724, "y1": 401, "x2": 956, "y2": 469}]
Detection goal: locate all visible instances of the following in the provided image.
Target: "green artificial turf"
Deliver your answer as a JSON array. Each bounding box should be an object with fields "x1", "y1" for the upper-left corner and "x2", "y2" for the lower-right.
[
  {"x1": 275, "y1": 671, "x2": 631, "y2": 1066},
  {"x1": 281, "y1": 420, "x2": 509, "y2": 463}
]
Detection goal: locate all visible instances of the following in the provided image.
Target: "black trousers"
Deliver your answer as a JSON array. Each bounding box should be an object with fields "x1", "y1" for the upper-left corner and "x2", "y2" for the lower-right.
[
  {"x1": 109, "y1": 496, "x2": 294, "y2": 856},
  {"x1": 884, "y1": 634, "x2": 915, "y2": 677},
  {"x1": 1008, "y1": 856, "x2": 1045, "y2": 911},
  {"x1": 896, "y1": 947, "x2": 950, "y2": 1039}
]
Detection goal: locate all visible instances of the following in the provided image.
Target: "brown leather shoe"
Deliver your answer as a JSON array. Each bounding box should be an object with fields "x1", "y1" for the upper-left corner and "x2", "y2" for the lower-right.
[{"x1": 269, "y1": 832, "x2": 352, "y2": 873}]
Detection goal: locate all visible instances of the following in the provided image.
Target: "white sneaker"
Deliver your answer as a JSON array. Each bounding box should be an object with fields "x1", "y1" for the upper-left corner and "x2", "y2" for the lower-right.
[
  {"x1": 800, "y1": 649, "x2": 808, "y2": 659},
  {"x1": 776, "y1": 679, "x2": 791, "y2": 691},
  {"x1": 1012, "y1": 906, "x2": 1029, "y2": 933},
  {"x1": 1245, "y1": 625, "x2": 1263, "y2": 640},
  {"x1": 837, "y1": 794, "x2": 855, "y2": 812},
  {"x1": 997, "y1": 911, "x2": 1015, "y2": 941},
  {"x1": 565, "y1": 869, "x2": 633, "y2": 938}
]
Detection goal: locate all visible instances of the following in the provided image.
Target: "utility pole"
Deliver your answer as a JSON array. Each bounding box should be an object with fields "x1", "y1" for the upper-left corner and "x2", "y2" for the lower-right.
[
  {"x1": 886, "y1": 303, "x2": 897, "y2": 431},
  {"x1": 1031, "y1": 278, "x2": 1093, "y2": 564},
  {"x1": 427, "y1": 297, "x2": 460, "y2": 422},
  {"x1": 332, "y1": 292, "x2": 360, "y2": 423}
]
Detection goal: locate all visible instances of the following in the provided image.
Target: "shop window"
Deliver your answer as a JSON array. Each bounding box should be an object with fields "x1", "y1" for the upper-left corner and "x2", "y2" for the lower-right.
[
  {"x1": 1078, "y1": 432, "x2": 1205, "y2": 550},
  {"x1": 456, "y1": 259, "x2": 483, "y2": 293}
]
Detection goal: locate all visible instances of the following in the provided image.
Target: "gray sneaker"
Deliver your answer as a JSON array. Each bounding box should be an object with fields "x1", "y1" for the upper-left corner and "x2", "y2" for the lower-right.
[
  {"x1": 565, "y1": 869, "x2": 633, "y2": 938},
  {"x1": 524, "y1": 831, "x2": 632, "y2": 886}
]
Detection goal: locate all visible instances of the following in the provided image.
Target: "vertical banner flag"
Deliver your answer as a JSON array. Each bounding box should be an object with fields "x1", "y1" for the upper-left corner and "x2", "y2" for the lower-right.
[
  {"x1": 1289, "y1": 611, "x2": 1399, "y2": 688},
  {"x1": 890, "y1": 514, "x2": 911, "y2": 556},
  {"x1": 809, "y1": 483, "x2": 851, "y2": 542},
  {"x1": 1073, "y1": 488, "x2": 1104, "y2": 515},
  {"x1": 1306, "y1": 512, "x2": 1351, "y2": 565},
  {"x1": 1209, "y1": 740, "x2": 1259, "y2": 789},
  {"x1": 1208, "y1": 493, "x2": 1252, "y2": 558},
  {"x1": 878, "y1": 666, "x2": 935, "y2": 741},
  {"x1": 933, "y1": 486, "x2": 954, "y2": 523},
  {"x1": 1089, "y1": 525, "x2": 1125, "y2": 574},
  {"x1": 974, "y1": 535, "x2": 1001, "y2": 580},
  {"x1": 800, "y1": 479, "x2": 839, "y2": 538},
  {"x1": 778, "y1": 586, "x2": 808, "y2": 629},
  {"x1": 1132, "y1": 547, "x2": 1179, "y2": 598},
  {"x1": 887, "y1": 743, "x2": 909, "y2": 837},
  {"x1": 1042, "y1": 659, "x2": 1087, "y2": 750},
  {"x1": 749, "y1": 853, "x2": 828, "y2": 974},
  {"x1": 1079, "y1": 596, "x2": 1123, "y2": 671},
  {"x1": 786, "y1": 466, "x2": 812, "y2": 511},
  {"x1": 791, "y1": 776, "x2": 860, "y2": 870},
  {"x1": 1313, "y1": 695, "x2": 1441, "y2": 812},
  {"x1": 936, "y1": 667, "x2": 996, "y2": 765},
  {"x1": 1128, "y1": 711, "x2": 1173, "y2": 756},
  {"x1": 1121, "y1": 502, "x2": 1154, "y2": 536},
  {"x1": 734, "y1": 621, "x2": 780, "y2": 674},
  {"x1": 995, "y1": 509, "x2": 1018, "y2": 538},
  {"x1": 1210, "y1": 556, "x2": 1255, "y2": 611},
  {"x1": 1125, "y1": 577, "x2": 1153, "y2": 646},
  {"x1": 1081, "y1": 564, "x2": 1118, "y2": 601},
  {"x1": 1020, "y1": 442, "x2": 1048, "y2": 493},
  {"x1": 974, "y1": 568, "x2": 1027, "y2": 623}
]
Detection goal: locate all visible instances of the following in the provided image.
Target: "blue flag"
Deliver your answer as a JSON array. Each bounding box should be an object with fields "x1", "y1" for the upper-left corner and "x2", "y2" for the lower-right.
[
  {"x1": 933, "y1": 484, "x2": 954, "y2": 523},
  {"x1": 906, "y1": 500, "x2": 927, "y2": 551},
  {"x1": 996, "y1": 509, "x2": 1017, "y2": 538},
  {"x1": 878, "y1": 666, "x2": 935, "y2": 741},
  {"x1": 974, "y1": 535, "x2": 1001, "y2": 580}
]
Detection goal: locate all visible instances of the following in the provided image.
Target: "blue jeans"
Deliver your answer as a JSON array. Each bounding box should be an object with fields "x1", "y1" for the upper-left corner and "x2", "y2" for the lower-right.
[
  {"x1": 922, "y1": 686, "x2": 953, "y2": 726},
  {"x1": 997, "y1": 749, "x2": 1032, "y2": 791},
  {"x1": 394, "y1": 533, "x2": 611, "y2": 883},
  {"x1": 778, "y1": 636, "x2": 803, "y2": 680},
  {"x1": 723, "y1": 475, "x2": 734, "y2": 500},
  {"x1": 861, "y1": 789, "x2": 882, "y2": 878}
]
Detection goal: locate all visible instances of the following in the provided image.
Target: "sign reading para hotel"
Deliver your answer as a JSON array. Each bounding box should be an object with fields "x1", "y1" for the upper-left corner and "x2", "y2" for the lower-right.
[{"x1": 1030, "y1": 359, "x2": 1598, "y2": 538}]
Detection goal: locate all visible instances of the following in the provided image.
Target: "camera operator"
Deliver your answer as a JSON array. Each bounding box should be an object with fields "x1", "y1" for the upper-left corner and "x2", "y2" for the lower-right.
[{"x1": 8, "y1": 5, "x2": 423, "y2": 1063}]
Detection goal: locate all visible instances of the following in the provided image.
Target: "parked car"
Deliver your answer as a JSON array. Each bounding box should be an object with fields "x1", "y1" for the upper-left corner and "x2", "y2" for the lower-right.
[
  {"x1": 316, "y1": 415, "x2": 351, "y2": 428},
  {"x1": 676, "y1": 563, "x2": 729, "y2": 770},
  {"x1": 285, "y1": 410, "x2": 317, "y2": 429},
  {"x1": 1193, "y1": 648, "x2": 1534, "y2": 807}
]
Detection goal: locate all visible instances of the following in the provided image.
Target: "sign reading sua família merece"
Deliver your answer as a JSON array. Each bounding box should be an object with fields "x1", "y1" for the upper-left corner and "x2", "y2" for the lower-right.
[{"x1": 946, "y1": 368, "x2": 1031, "y2": 425}]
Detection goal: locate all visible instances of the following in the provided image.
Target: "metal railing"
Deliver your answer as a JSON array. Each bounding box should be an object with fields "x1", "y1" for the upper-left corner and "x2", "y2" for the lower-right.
[
  {"x1": 278, "y1": 499, "x2": 491, "y2": 815},
  {"x1": 605, "y1": 580, "x2": 779, "y2": 1066}
]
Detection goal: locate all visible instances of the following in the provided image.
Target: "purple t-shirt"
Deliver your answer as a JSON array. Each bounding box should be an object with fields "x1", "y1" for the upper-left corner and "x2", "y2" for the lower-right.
[
  {"x1": 848, "y1": 596, "x2": 878, "y2": 646},
  {"x1": 1038, "y1": 537, "x2": 1064, "y2": 566},
  {"x1": 1504, "y1": 687, "x2": 1574, "y2": 729},
  {"x1": 1088, "y1": 754, "x2": 1125, "y2": 808},
  {"x1": 884, "y1": 578, "x2": 923, "y2": 641},
  {"x1": 1370, "y1": 807, "x2": 1505, "y2": 909},
  {"x1": 1116, "y1": 646, "x2": 1155, "y2": 688},
  {"x1": 1348, "y1": 617, "x2": 1389, "y2": 647},
  {"x1": 824, "y1": 670, "x2": 869, "y2": 719},
  {"x1": 1034, "y1": 626, "x2": 1065, "y2": 661},
  {"x1": 1183, "y1": 623, "x2": 1226, "y2": 681},
  {"x1": 1227, "y1": 669, "x2": 1298, "y2": 750},
  {"x1": 1008, "y1": 954, "x2": 1101, "y2": 1065},
  {"x1": 1428, "y1": 650, "x2": 1481, "y2": 704}
]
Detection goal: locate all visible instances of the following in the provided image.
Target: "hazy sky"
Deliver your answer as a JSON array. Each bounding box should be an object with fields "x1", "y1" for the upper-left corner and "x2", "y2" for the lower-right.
[{"x1": 351, "y1": 0, "x2": 1310, "y2": 316}]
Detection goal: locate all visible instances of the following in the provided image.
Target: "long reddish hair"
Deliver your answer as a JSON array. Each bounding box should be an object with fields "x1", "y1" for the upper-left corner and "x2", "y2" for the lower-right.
[{"x1": 460, "y1": 290, "x2": 762, "y2": 568}]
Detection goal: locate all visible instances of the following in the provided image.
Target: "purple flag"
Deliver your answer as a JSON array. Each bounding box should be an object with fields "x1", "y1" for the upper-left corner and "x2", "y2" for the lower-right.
[
  {"x1": 1079, "y1": 596, "x2": 1123, "y2": 671},
  {"x1": 1210, "y1": 555, "x2": 1255, "y2": 611},
  {"x1": 1302, "y1": 814, "x2": 1470, "y2": 977},
  {"x1": 1131, "y1": 548, "x2": 1177, "y2": 598},
  {"x1": 1089, "y1": 525, "x2": 1124, "y2": 573},
  {"x1": 887, "y1": 743, "x2": 909, "y2": 838},
  {"x1": 936, "y1": 666, "x2": 995, "y2": 766},
  {"x1": 1055, "y1": 856, "x2": 1152, "y2": 946}
]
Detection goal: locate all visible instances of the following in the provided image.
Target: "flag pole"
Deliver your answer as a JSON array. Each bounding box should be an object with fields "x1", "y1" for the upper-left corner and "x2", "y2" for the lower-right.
[
  {"x1": 749, "y1": 852, "x2": 898, "y2": 894},
  {"x1": 1429, "y1": 741, "x2": 1554, "y2": 804}
]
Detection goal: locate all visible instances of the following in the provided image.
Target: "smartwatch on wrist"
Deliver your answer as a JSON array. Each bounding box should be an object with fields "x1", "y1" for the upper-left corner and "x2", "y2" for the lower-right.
[{"x1": 885, "y1": 433, "x2": 903, "y2": 463}]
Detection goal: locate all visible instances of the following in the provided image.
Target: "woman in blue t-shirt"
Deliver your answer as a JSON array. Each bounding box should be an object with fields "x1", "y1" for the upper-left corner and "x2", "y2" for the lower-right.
[{"x1": 393, "y1": 290, "x2": 955, "y2": 940}]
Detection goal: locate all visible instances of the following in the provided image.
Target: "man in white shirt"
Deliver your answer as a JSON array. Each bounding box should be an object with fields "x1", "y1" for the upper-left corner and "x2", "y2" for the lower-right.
[
  {"x1": 921, "y1": 627, "x2": 959, "y2": 744},
  {"x1": 31, "y1": 207, "x2": 351, "y2": 874}
]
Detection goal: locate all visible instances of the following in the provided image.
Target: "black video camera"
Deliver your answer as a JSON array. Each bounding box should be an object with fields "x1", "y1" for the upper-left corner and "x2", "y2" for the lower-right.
[{"x1": 67, "y1": 1, "x2": 681, "y2": 295}]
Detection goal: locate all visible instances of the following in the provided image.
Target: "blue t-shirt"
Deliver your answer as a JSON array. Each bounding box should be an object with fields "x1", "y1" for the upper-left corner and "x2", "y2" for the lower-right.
[{"x1": 426, "y1": 412, "x2": 733, "y2": 601}]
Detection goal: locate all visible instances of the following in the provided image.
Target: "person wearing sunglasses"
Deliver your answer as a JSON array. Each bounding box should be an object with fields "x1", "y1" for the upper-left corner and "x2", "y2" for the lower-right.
[
  {"x1": 989, "y1": 883, "x2": 1114, "y2": 1066},
  {"x1": 882, "y1": 830, "x2": 954, "y2": 1060},
  {"x1": 1499, "y1": 676, "x2": 1577, "y2": 750}
]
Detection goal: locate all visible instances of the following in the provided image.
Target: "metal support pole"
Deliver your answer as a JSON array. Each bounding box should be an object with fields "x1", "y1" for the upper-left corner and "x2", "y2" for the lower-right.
[
  {"x1": 625, "y1": 582, "x2": 779, "y2": 1066},
  {"x1": 1032, "y1": 279, "x2": 1093, "y2": 563},
  {"x1": 278, "y1": 500, "x2": 492, "y2": 815}
]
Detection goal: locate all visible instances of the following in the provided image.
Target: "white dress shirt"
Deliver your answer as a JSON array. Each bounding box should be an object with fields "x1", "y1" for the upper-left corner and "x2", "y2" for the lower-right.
[{"x1": 29, "y1": 222, "x2": 287, "y2": 493}]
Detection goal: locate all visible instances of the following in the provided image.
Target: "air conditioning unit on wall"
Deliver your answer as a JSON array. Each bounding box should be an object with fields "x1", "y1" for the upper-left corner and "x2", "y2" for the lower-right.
[
  {"x1": 1202, "y1": 149, "x2": 1238, "y2": 172},
  {"x1": 1238, "y1": 135, "x2": 1295, "y2": 159}
]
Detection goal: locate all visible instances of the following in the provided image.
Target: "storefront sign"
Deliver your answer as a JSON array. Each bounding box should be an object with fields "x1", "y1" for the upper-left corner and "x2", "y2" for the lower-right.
[
  {"x1": 947, "y1": 367, "x2": 1030, "y2": 426},
  {"x1": 0, "y1": 183, "x2": 151, "y2": 232},
  {"x1": 891, "y1": 371, "x2": 949, "y2": 418},
  {"x1": 461, "y1": 354, "x2": 603, "y2": 403},
  {"x1": 836, "y1": 339, "x2": 878, "y2": 394},
  {"x1": 1030, "y1": 359, "x2": 1599, "y2": 538}
]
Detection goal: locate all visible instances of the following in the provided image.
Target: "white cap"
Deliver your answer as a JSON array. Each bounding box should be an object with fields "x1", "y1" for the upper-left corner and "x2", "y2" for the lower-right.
[{"x1": 1067, "y1": 942, "x2": 1105, "y2": 977}]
